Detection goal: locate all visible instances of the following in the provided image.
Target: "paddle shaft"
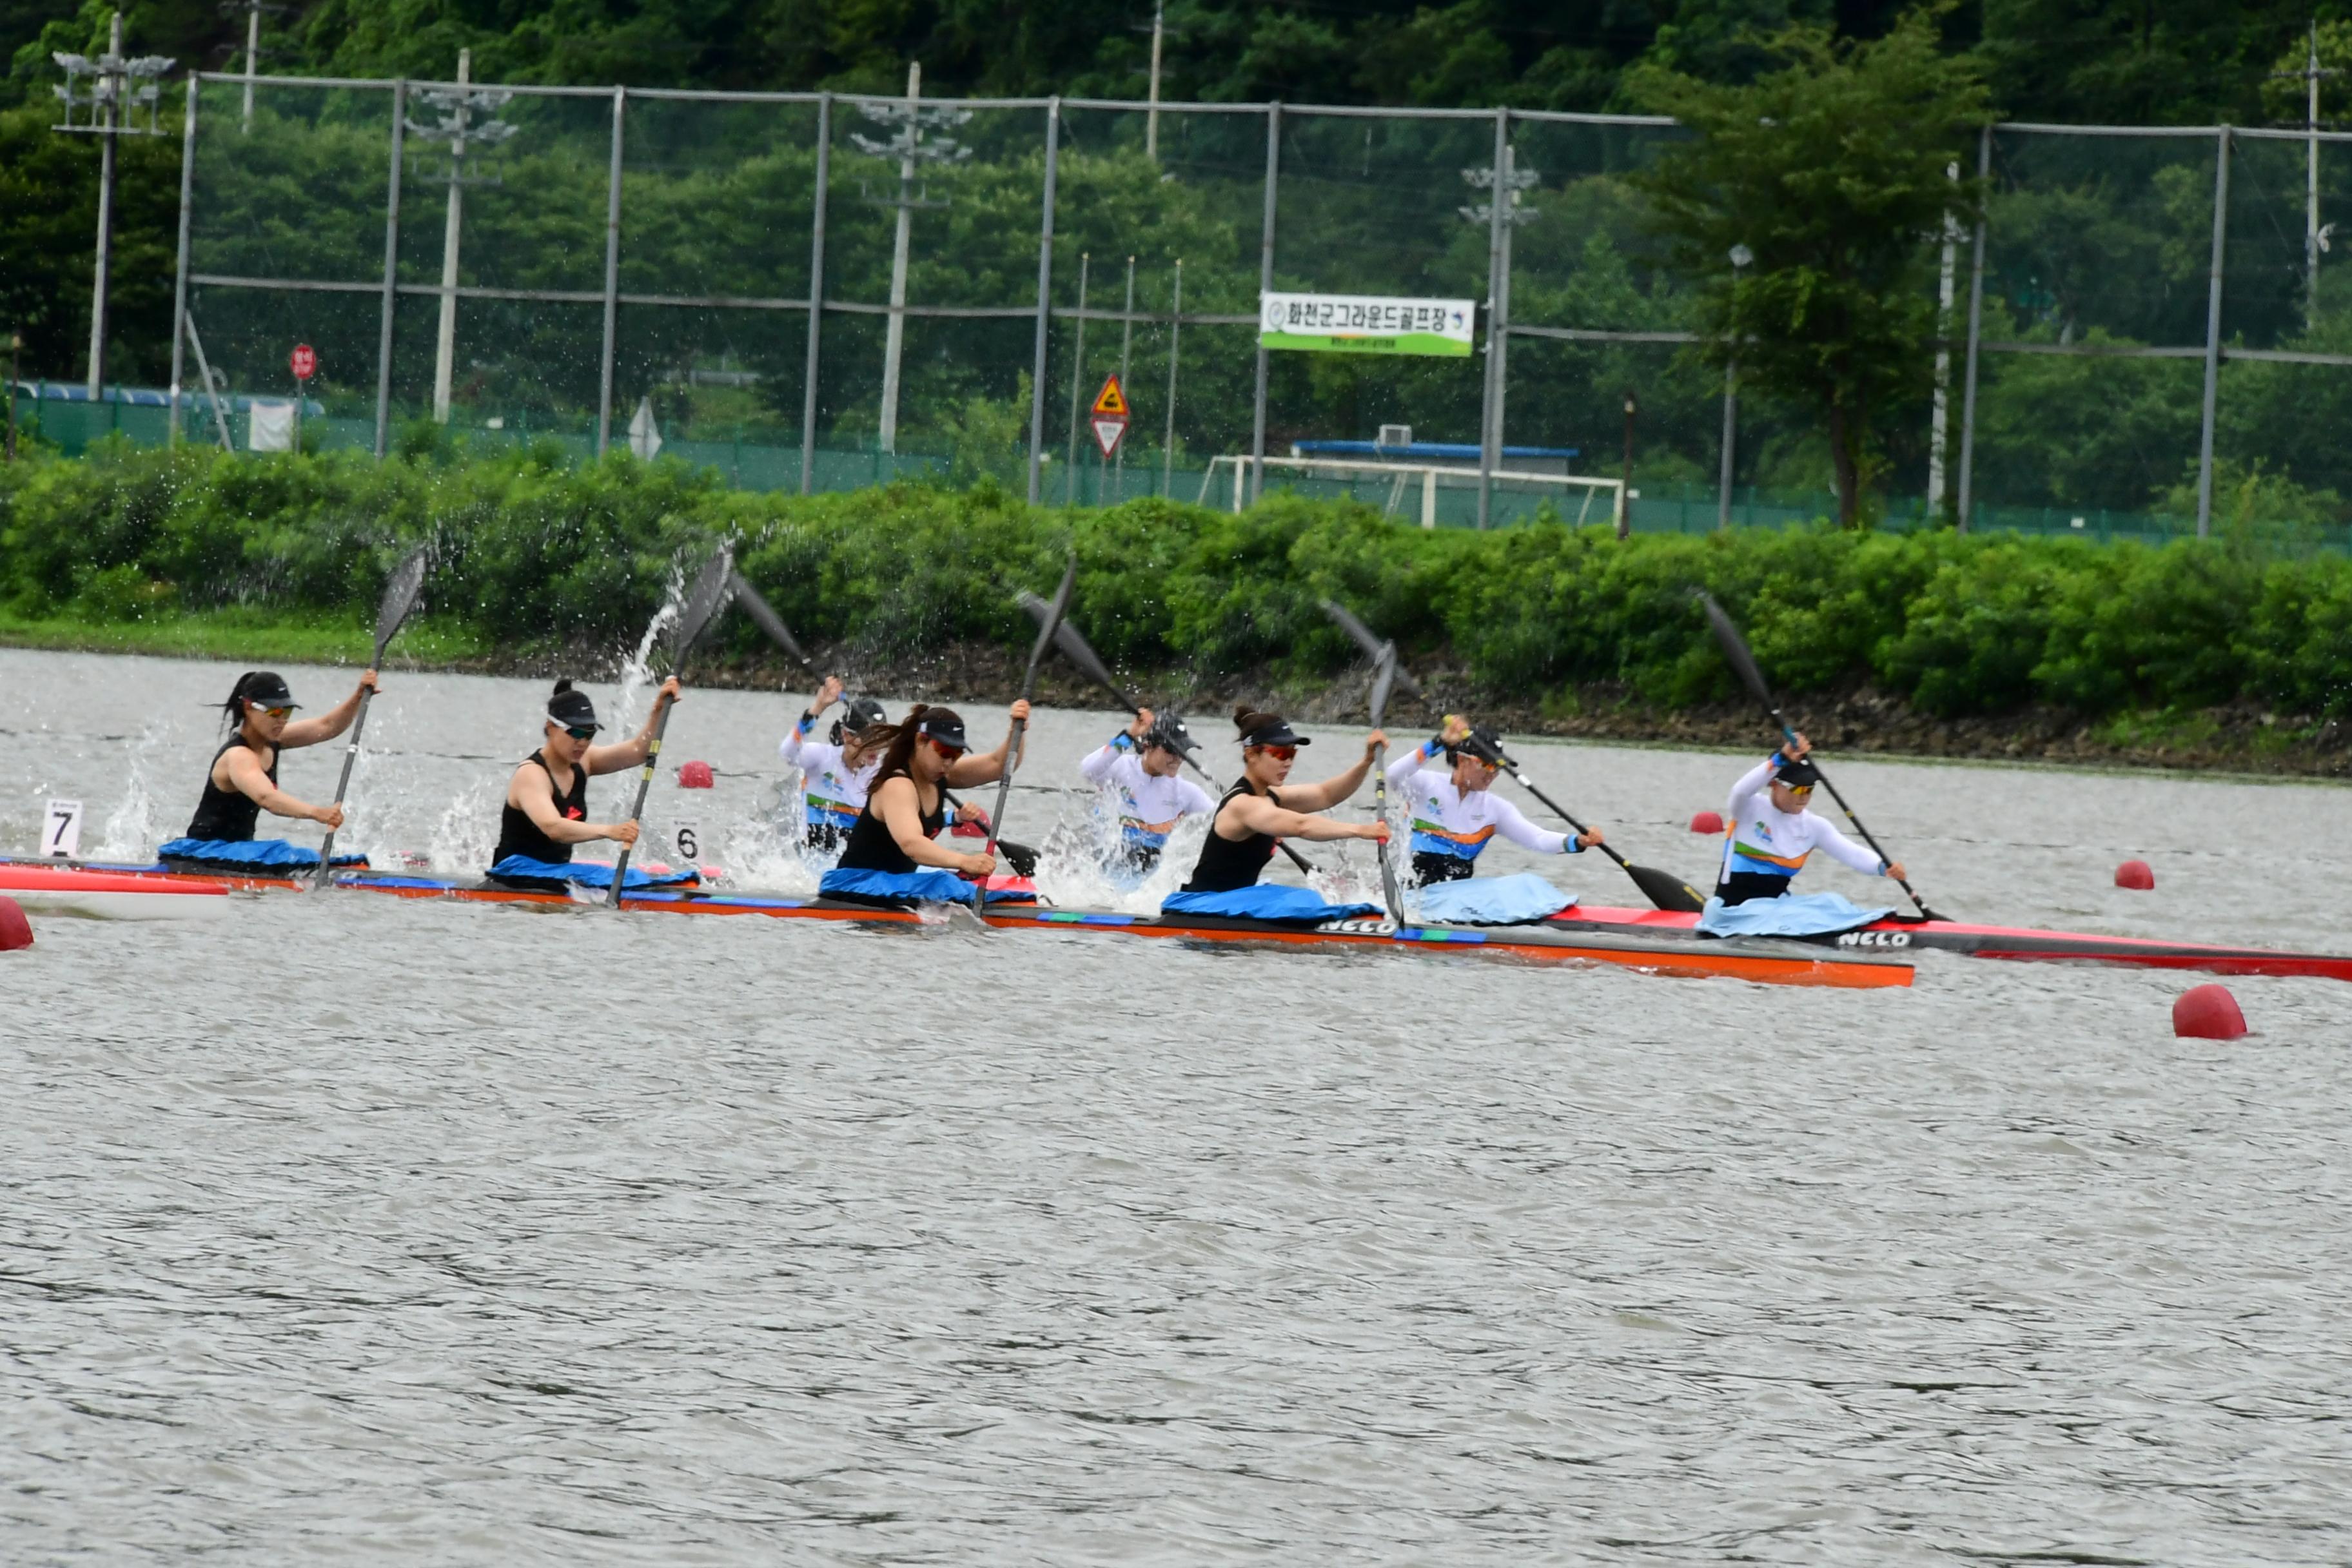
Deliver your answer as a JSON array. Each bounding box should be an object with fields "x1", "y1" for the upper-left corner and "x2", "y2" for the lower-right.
[
  {"x1": 603, "y1": 692, "x2": 676, "y2": 906},
  {"x1": 1493, "y1": 754, "x2": 1619, "y2": 868},
  {"x1": 309, "y1": 673, "x2": 379, "y2": 888},
  {"x1": 1763, "y1": 710, "x2": 1935, "y2": 919}
]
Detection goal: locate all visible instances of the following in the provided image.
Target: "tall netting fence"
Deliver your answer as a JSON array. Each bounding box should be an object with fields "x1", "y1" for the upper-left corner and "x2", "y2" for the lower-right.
[{"x1": 19, "y1": 75, "x2": 2341, "y2": 545}]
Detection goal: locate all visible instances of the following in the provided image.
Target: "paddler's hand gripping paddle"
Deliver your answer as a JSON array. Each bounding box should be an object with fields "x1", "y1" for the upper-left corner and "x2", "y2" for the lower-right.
[
  {"x1": 606, "y1": 546, "x2": 736, "y2": 906},
  {"x1": 1695, "y1": 589, "x2": 1941, "y2": 921},
  {"x1": 311, "y1": 544, "x2": 430, "y2": 890}
]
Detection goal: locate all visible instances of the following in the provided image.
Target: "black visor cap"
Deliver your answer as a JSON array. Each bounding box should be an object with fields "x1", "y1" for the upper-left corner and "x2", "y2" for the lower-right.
[
  {"x1": 1240, "y1": 717, "x2": 1309, "y2": 749},
  {"x1": 1774, "y1": 754, "x2": 1820, "y2": 788},
  {"x1": 547, "y1": 688, "x2": 602, "y2": 732},
  {"x1": 240, "y1": 672, "x2": 298, "y2": 709},
  {"x1": 917, "y1": 714, "x2": 970, "y2": 751}
]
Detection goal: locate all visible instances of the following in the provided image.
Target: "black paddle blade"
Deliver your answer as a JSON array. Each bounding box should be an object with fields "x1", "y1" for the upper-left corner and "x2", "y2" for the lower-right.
[
  {"x1": 1625, "y1": 861, "x2": 1709, "y2": 914},
  {"x1": 730, "y1": 571, "x2": 815, "y2": 672},
  {"x1": 1020, "y1": 589, "x2": 1133, "y2": 708},
  {"x1": 1026, "y1": 555, "x2": 1079, "y2": 673},
  {"x1": 674, "y1": 546, "x2": 737, "y2": 656},
  {"x1": 995, "y1": 838, "x2": 1040, "y2": 879},
  {"x1": 1322, "y1": 598, "x2": 1425, "y2": 700},
  {"x1": 1695, "y1": 590, "x2": 1776, "y2": 712},
  {"x1": 373, "y1": 545, "x2": 431, "y2": 658}
]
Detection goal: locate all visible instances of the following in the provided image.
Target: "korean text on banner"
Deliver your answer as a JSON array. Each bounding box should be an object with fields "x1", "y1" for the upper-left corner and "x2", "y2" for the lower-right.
[{"x1": 1259, "y1": 293, "x2": 1475, "y2": 358}]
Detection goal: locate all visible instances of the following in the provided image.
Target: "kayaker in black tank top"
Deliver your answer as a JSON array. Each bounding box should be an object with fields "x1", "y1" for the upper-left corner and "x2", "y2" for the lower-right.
[
  {"x1": 184, "y1": 669, "x2": 380, "y2": 841},
  {"x1": 493, "y1": 678, "x2": 679, "y2": 868},
  {"x1": 1181, "y1": 707, "x2": 1393, "y2": 893},
  {"x1": 829, "y1": 701, "x2": 1031, "y2": 881}
]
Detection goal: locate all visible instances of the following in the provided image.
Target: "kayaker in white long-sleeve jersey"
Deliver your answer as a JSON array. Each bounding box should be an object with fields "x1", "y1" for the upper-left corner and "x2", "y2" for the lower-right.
[
  {"x1": 1716, "y1": 733, "x2": 1905, "y2": 905},
  {"x1": 1076, "y1": 708, "x2": 1215, "y2": 876},
  {"x1": 1384, "y1": 715, "x2": 1602, "y2": 885},
  {"x1": 779, "y1": 675, "x2": 889, "y2": 850}
]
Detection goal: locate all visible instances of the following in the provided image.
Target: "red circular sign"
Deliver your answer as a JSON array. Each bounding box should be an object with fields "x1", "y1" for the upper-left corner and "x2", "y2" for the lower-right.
[{"x1": 289, "y1": 343, "x2": 317, "y2": 380}]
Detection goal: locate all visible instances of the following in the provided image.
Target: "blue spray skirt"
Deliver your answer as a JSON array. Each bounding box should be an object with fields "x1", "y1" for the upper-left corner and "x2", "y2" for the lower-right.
[
  {"x1": 157, "y1": 837, "x2": 367, "y2": 871},
  {"x1": 1411, "y1": 872, "x2": 1575, "y2": 926},
  {"x1": 818, "y1": 865, "x2": 1035, "y2": 908},
  {"x1": 1161, "y1": 886, "x2": 1384, "y2": 923},
  {"x1": 484, "y1": 855, "x2": 701, "y2": 893},
  {"x1": 1697, "y1": 889, "x2": 1895, "y2": 939}
]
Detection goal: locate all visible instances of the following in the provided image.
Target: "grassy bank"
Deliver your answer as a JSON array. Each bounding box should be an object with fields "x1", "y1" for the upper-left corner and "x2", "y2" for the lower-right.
[{"x1": 2, "y1": 442, "x2": 2347, "y2": 774}]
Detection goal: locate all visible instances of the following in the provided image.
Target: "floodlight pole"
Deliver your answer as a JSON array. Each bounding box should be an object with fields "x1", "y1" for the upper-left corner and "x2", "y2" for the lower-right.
[
  {"x1": 1249, "y1": 103, "x2": 1280, "y2": 507},
  {"x1": 54, "y1": 12, "x2": 175, "y2": 400},
  {"x1": 879, "y1": 62, "x2": 920, "y2": 455},
  {"x1": 1024, "y1": 97, "x2": 1061, "y2": 505},
  {"x1": 168, "y1": 72, "x2": 195, "y2": 446},
  {"x1": 432, "y1": 50, "x2": 471, "y2": 424},
  {"x1": 1476, "y1": 111, "x2": 1507, "y2": 531},
  {"x1": 1146, "y1": 0, "x2": 1165, "y2": 160}
]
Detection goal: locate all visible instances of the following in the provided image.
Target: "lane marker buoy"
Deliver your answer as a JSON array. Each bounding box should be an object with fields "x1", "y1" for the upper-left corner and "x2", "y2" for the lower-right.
[
  {"x1": 0, "y1": 896, "x2": 31, "y2": 952},
  {"x1": 2115, "y1": 859, "x2": 2154, "y2": 890},
  {"x1": 678, "y1": 760, "x2": 715, "y2": 789},
  {"x1": 1690, "y1": 810, "x2": 1724, "y2": 835},
  {"x1": 2173, "y1": 983, "x2": 2246, "y2": 1041}
]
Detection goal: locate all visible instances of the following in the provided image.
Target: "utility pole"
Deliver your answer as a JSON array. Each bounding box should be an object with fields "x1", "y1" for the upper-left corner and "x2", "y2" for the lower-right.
[
  {"x1": 1618, "y1": 389, "x2": 1637, "y2": 540},
  {"x1": 1116, "y1": 255, "x2": 1135, "y2": 494},
  {"x1": 1721, "y1": 244, "x2": 1750, "y2": 529},
  {"x1": 1461, "y1": 131, "x2": 1536, "y2": 529},
  {"x1": 405, "y1": 51, "x2": 517, "y2": 424},
  {"x1": 1146, "y1": 0, "x2": 1165, "y2": 160},
  {"x1": 6, "y1": 331, "x2": 20, "y2": 461},
  {"x1": 2273, "y1": 24, "x2": 2338, "y2": 325},
  {"x1": 855, "y1": 63, "x2": 970, "y2": 454},
  {"x1": 1928, "y1": 163, "x2": 1959, "y2": 516},
  {"x1": 219, "y1": 0, "x2": 288, "y2": 132},
  {"x1": 52, "y1": 13, "x2": 175, "y2": 400}
]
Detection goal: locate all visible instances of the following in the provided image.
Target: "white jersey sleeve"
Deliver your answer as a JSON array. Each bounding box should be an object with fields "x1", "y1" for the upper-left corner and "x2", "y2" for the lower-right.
[
  {"x1": 1488, "y1": 792, "x2": 1571, "y2": 856},
  {"x1": 1806, "y1": 810, "x2": 1887, "y2": 876}
]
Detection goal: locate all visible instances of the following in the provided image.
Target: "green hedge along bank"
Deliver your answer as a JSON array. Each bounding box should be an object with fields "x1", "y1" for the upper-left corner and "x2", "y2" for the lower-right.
[{"x1": 2, "y1": 444, "x2": 2347, "y2": 774}]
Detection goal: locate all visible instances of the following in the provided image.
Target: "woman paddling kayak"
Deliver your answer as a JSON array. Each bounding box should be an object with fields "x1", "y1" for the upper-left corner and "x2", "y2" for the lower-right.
[
  {"x1": 1385, "y1": 716, "x2": 1603, "y2": 885},
  {"x1": 818, "y1": 701, "x2": 1032, "y2": 908},
  {"x1": 487, "y1": 678, "x2": 681, "y2": 887},
  {"x1": 1077, "y1": 708, "x2": 1215, "y2": 877},
  {"x1": 781, "y1": 675, "x2": 892, "y2": 850},
  {"x1": 164, "y1": 669, "x2": 380, "y2": 866},
  {"x1": 1716, "y1": 734, "x2": 1904, "y2": 905},
  {"x1": 1178, "y1": 709, "x2": 1391, "y2": 895}
]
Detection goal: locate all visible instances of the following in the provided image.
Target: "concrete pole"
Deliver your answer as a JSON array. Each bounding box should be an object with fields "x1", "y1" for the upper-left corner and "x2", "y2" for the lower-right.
[
  {"x1": 1248, "y1": 104, "x2": 1279, "y2": 506},
  {"x1": 240, "y1": 5, "x2": 259, "y2": 132},
  {"x1": 799, "y1": 93, "x2": 830, "y2": 495},
  {"x1": 1024, "y1": 98, "x2": 1061, "y2": 505},
  {"x1": 1146, "y1": 0, "x2": 1164, "y2": 161},
  {"x1": 2195, "y1": 126, "x2": 2231, "y2": 538},
  {"x1": 1162, "y1": 259, "x2": 1181, "y2": 497},
  {"x1": 86, "y1": 11, "x2": 124, "y2": 400},
  {"x1": 373, "y1": 82, "x2": 405, "y2": 458},
  {"x1": 1719, "y1": 248, "x2": 1748, "y2": 529},
  {"x1": 1955, "y1": 125, "x2": 1992, "y2": 533},
  {"x1": 596, "y1": 86, "x2": 625, "y2": 456},
  {"x1": 431, "y1": 49, "x2": 470, "y2": 424},
  {"x1": 1927, "y1": 162, "x2": 1959, "y2": 516},
  {"x1": 1115, "y1": 255, "x2": 1135, "y2": 493},
  {"x1": 2310, "y1": 23, "x2": 2324, "y2": 325},
  {"x1": 877, "y1": 61, "x2": 919, "y2": 455},
  {"x1": 168, "y1": 72, "x2": 196, "y2": 447},
  {"x1": 1475, "y1": 110, "x2": 1507, "y2": 531}
]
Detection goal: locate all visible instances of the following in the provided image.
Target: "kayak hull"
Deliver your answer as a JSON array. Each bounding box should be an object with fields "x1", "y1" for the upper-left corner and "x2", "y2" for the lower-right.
[
  {"x1": 1546, "y1": 903, "x2": 2352, "y2": 984},
  {"x1": 0, "y1": 856, "x2": 1908, "y2": 988},
  {"x1": 0, "y1": 861, "x2": 232, "y2": 920}
]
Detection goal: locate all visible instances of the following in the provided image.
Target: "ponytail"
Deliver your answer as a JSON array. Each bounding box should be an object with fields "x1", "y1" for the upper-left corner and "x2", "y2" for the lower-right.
[
  {"x1": 222, "y1": 671, "x2": 261, "y2": 725},
  {"x1": 866, "y1": 703, "x2": 930, "y2": 781}
]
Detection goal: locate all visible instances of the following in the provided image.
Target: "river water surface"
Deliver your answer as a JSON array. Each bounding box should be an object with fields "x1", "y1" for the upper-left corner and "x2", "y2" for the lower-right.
[{"x1": 3, "y1": 647, "x2": 2348, "y2": 1564}]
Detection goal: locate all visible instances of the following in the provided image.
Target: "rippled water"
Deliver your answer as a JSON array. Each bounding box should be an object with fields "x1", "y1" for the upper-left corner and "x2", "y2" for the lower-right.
[{"x1": 3, "y1": 647, "x2": 2348, "y2": 1563}]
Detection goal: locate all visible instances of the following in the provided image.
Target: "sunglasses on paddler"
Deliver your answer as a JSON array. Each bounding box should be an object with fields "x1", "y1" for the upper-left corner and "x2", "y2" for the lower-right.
[
  {"x1": 1255, "y1": 744, "x2": 1297, "y2": 761},
  {"x1": 559, "y1": 723, "x2": 598, "y2": 741},
  {"x1": 923, "y1": 736, "x2": 966, "y2": 761},
  {"x1": 251, "y1": 703, "x2": 293, "y2": 720}
]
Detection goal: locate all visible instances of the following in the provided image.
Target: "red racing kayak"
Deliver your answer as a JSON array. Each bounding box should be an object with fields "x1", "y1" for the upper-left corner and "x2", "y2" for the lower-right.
[{"x1": 1544, "y1": 903, "x2": 2352, "y2": 983}]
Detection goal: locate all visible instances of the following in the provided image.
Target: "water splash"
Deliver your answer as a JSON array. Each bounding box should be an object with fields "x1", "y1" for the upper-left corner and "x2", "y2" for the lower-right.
[
  {"x1": 428, "y1": 780, "x2": 500, "y2": 874},
  {"x1": 95, "y1": 719, "x2": 173, "y2": 858},
  {"x1": 610, "y1": 564, "x2": 686, "y2": 738}
]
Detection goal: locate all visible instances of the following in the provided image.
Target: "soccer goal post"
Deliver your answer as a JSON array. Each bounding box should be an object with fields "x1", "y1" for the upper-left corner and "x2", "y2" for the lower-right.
[{"x1": 1197, "y1": 455, "x2": 1623, "y2": 529}]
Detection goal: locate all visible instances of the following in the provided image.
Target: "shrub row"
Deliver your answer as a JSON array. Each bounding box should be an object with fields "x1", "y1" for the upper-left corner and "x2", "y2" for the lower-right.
[{"x1": 3, "y1": 442, "x2": 2348, "y2": 720}]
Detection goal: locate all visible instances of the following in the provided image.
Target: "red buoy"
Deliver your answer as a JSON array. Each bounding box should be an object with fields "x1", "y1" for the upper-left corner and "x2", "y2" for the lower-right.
[
  {"x1": 0, "y1": 896, "x2": 31, "y2": 952},
  {"x1": 1690, "y1": 810, "x2": 1724, "y2": 835},
  {"x1": 677, "y1": 760, "x2": 715, "y2": 789},
  {"x1": 2172, "y1": 983, "x2": 2247, "y2": 1041},
  {"x1": 2115, "y1": 859, "x2": 2154, "y2": 890}
]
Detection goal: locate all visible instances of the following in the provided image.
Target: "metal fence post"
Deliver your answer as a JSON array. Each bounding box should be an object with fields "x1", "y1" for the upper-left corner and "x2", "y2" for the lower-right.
[
  {"x1": 596, "y1": 86, "x2": 625, "y2": 457},
  {"x1": 799, "y1": 92, "x2": 830, "y2": 495},
  {"x1": 1248, "y1": 104, "x2": 1280, "y2": 505},
  {"x1": 1162, "y1": 259, "x2": 1182, "y2": 498},
  {"x1": 2195, "y1": 126, "x2": 2231, "y2": 538},
  {"x1": 168, "y1": 74, "x2": 197, "y2": 448},
  {"x1": 1025, "y1": 97, "x2": 1061, "y2": 505},
  {"x1": 1476, "y1": 109, "x2": 1507, "y2": 531},
  {"x1": 1064, "y1": 251, "x2": 1090, "y2": 504},
  {"x1": 373, "y1": 80, "x2": 406, "y2": 459},
  {"x1": 1955, "y1": 124, "x2": 1991, "y2": 534}
]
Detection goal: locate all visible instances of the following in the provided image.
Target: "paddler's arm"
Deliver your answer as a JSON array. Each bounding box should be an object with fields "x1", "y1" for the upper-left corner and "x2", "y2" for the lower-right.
[
  {"x1": 1491, "y1": 794, "x2": 1600, "y2": 854},
  {"x1": 943, "y1": 699, "x2": 1032, "y2": 787},
  {"x1": 220, "y1": 745, "x2": 343, "y2": 828},
  {"x1": 586, "y1": 678, "x2": 681, "y2": 776},
  {"x1": 1811, "y1": 814, "x2": 1903, "y2": 883},
  {"x1": 1079, "y1": 711, "x2": 1147, "y2": 784},
  {"x1": 782, "y1": 675, "x2": 845, "y2": 765},
  {"x1": 1221, "y1": 790, "x2": 1388, "y2": 845},
  {"x1": 279, "y1": 670, "x2": 380, "y2": 748},
  {"x1": 1386, "y1": 738, "x2": 1438, "y2": 789},
  {"x1": 1275, "y1": 729, "x2": 1386, "y2": 812},
  {"x1": 872, "y1": 776, "x2": 994, "y2": 876},
  {"x1": 509, "y1": 763, "x2": 638, "y2": 847}
]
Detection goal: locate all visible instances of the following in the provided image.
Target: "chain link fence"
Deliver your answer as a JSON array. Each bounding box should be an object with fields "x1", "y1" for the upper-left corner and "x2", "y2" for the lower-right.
[{"x1": 10, "y1": 73, "x2": 2352, "y2": 547}]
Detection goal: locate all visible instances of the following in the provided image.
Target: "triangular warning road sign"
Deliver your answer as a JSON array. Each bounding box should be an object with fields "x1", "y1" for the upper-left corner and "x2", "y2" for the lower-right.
[
  {"x1": 1090, "y1": 414, "x2": 1130, "y2": 458},
  {"x1": 1091, "y1": 374, "x2": 1130, "y2": 417}
]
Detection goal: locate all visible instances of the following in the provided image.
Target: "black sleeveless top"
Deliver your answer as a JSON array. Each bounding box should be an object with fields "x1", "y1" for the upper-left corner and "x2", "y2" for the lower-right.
[
  {"x1": 837, "y1": 767, "x2": 948, "y2": 875},
  {"x1": 494, "y1": 751, "x2": 590, "y2": 864},
  {"x1": 1182, "y1": 782, "x2": 1284, "y2": 893},
  {"x1": 185, "y1": 736, "x2": 277, "y2": 841}
]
